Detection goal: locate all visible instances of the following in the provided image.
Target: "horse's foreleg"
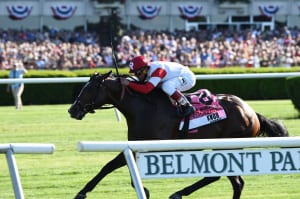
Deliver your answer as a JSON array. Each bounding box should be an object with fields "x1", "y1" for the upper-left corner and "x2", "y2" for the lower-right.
[
  {"x1": 227, "y1": 176, "x2": 244, "y2": 199},
  {"x1": 169, "y1": 177, "x2": 221, "y2": 199},
  {"x1": 74, "y1": 152, "x2": 126, "y2": 199}
]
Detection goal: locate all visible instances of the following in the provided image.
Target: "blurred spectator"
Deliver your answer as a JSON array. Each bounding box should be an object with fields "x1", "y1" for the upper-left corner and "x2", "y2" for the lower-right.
[{"x1": 1, "y1": 27, "x2": 300, "y2": 70}]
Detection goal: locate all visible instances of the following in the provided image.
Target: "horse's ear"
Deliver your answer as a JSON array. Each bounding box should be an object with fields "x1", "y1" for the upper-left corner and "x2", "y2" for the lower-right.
[
  {"x1": 90, "y1": 72, "x2": 99, "y2": 79},
  {"x1": 102, "y1": 70, "x2": 112, "y2": 79}
]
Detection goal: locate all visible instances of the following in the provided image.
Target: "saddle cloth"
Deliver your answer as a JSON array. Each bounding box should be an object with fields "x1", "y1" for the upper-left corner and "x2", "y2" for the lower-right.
[{"x1": 179, "y1": 89, "x2": 227, "y2": 132}]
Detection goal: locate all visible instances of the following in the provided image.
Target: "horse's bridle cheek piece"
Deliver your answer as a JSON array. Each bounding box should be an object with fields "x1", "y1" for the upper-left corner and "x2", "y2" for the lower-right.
[
  {"x1": 83, "y1": 80, "x2": 115, "y2": 112},
  {"x1": 84, "y1": 82, "x2": 102, "y2": 113},
  {"x1": 79, "y1": 78, "x2": 126, "y2": 113}
]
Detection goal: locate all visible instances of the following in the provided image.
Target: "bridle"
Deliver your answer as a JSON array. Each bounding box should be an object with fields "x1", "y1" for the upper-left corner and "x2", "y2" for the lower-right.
[
  {"x1": 75, "y1": 75, "x2": 128, "y2": 115},
  {"x1": 74, "y1": 81, "x2": 98, "y2": 114}
]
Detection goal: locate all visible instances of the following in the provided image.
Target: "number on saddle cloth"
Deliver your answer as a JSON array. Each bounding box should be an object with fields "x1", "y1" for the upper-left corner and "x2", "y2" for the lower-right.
[{"x1": 187, "y1": 89, "x2": 216, "y2": 108}]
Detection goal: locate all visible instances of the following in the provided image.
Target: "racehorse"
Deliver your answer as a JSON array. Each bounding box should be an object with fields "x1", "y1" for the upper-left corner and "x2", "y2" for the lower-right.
[{"x1": 68, "y1": 71, "x2": 288, "y2": 199}]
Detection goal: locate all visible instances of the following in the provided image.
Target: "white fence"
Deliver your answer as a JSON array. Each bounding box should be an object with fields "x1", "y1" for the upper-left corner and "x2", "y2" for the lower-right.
[
  {"x1": 78, "y1": 137, "x2": 300, "y2": 199},
  {"x1": 0, "y1": 143, "x2": 55, "y2": 199},
  {"x1": 0, "y1": 72, "x2": 299, "y2": 122},
  {"x1": 0, "y1": 72, "x2": 300, "y2": 84}
]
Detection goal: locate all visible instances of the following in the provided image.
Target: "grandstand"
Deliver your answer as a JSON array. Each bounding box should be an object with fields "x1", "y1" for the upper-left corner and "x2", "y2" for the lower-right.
[
  {"x1": 1, "y1": 1, "x2": 300, "y2": 70},
  {"x1": 0, "y1": 0, "x2": 300, "y2": 31}
]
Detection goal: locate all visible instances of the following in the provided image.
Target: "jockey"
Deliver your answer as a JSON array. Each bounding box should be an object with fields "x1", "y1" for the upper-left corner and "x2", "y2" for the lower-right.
[{"x1": 120, "y1": 55, "x2": 196, "y2": 117}]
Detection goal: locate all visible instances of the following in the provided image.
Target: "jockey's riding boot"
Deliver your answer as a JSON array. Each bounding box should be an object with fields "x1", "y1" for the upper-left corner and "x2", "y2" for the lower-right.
[
  {"x1": 171, "y1": 90, "x2": 195, "y2": 117},
  {"x1": 178, "y1": 98, "x2": 195, "y2": 117}
]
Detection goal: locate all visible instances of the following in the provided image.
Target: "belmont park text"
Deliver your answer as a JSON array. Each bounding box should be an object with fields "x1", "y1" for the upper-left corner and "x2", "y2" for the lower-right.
[{"x1": 136, "y1": 148, "x2": 300, "y2": 179}]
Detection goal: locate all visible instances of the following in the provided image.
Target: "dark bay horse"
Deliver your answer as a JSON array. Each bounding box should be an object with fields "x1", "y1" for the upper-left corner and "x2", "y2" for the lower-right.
[{"x1": 68, "y1": 71, "x2": 288, "y2": 199}]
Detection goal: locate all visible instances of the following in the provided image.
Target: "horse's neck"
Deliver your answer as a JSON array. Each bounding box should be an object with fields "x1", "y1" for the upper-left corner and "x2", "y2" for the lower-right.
[{"x1": 105, "y1": 79, "x2": 123, "y2": 99}]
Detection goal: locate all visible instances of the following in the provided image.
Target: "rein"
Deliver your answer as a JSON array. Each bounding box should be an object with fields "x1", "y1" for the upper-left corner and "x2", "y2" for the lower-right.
[
  {"x1": 78, "y1": 74, "x2": 136, "y2": 114},
  {"x1": 94, "y1": 77, "x2": 129, "y2": 111}
]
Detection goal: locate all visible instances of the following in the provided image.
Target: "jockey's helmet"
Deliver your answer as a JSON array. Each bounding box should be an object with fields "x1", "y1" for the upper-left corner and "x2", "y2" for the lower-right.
[{"x1": 129, "y1": 56, "x2": 148, "y2": 73}]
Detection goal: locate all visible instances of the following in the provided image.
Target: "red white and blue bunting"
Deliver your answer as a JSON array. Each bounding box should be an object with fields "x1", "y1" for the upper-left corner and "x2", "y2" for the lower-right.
[
  {"x1": 178, "y1": 5, "x2": 202, "y2": 19},
  {"x1": 259, "y1": 5, "x2": 279, "y2": 17},
  {"x1": 137, "y1": 5, "x2": 161, "y2": 19},
  {"x1": 6, "y1": 5, "x2": 33, "y2": 20},
  {"x1": 51, "y1": 5, "x2": 77, "y2": 20}
]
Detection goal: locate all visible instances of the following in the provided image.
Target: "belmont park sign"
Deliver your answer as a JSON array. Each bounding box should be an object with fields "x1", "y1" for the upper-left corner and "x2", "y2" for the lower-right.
[{"x1": 136, "y1": 148, "x2": 300, "y2": 179}]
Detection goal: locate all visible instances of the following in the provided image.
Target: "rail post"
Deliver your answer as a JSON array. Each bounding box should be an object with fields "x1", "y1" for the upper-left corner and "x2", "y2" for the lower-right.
[
  {"x1": 123, "y1": 147, "x2": 147, "y2": 199},
  {"x1": 6, "y1": 149, "x2": 24, "y2": 199},
  {"x1": 0, "y1": 143, "x2": 55, "y2": 199}
]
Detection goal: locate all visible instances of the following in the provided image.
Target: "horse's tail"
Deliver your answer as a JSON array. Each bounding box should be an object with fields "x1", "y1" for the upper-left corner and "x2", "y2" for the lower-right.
[{"x1": 256, "y1": 112, "x2": 289, "y2": 137}]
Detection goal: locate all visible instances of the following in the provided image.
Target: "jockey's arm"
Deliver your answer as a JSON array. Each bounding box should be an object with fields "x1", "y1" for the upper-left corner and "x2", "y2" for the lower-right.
[{"x1": 128, "y1": 77, "x2": 161, "y2": 94}]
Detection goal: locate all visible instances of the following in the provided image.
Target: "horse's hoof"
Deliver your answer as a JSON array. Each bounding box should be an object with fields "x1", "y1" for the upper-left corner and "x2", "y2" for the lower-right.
[
  {"x1": 169, "y1": 192, "x2": 182, "y2": 199},
  {"x1": 74, "y1": 193, "x2": 86, "y2": 199},
  {"x1": 145, "y1": 189, "x2": 150, "y2": 199}
]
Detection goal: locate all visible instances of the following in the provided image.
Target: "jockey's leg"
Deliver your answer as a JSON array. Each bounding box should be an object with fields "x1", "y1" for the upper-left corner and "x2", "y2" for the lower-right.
[
  {"x1": 161, "y1": 75, "x2": 196, "y2": 117},
  {"x1": 171, "y1": 90, "x2": 195, "y2": 117}
]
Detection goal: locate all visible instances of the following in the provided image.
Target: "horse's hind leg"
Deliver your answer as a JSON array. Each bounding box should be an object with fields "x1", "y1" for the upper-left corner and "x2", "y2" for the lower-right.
[
  {"x1": 130, "y1": 180, "x2": 150, "y2": 199},
  {"x1": 227, "y1": 176, "x2": 244, "y2": 199},
  {"x1": 169, "y1": 177, "x2": 221, "y2": 199},
  {"x1": 74, "y1": 152, "x2": 126, "y2": 199}
]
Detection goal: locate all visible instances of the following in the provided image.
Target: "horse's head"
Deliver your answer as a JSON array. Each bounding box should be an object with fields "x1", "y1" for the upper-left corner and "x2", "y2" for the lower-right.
[{"x1": 68, "y1": 71, "x2": 113, "y2": 120}]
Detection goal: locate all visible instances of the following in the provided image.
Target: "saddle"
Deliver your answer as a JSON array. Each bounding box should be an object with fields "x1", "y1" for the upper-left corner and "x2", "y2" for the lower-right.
[{"x1": 179, "y1": 89, "x2": 227, "y2": 135}]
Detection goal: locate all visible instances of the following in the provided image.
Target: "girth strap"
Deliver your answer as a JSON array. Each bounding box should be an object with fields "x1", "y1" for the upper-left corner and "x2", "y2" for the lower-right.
[{"x1": 179, "y1": 115, "x2": 190, "y2": 139}]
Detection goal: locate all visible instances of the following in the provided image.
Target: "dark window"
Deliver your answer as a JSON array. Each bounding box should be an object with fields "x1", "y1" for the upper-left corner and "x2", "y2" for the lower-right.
[
  {"x1": 232, "y1": 16, "x2": 250, "y2": 22},
  {"x1": 253, "y1": 16, "x2": 272, "y2": 22}
]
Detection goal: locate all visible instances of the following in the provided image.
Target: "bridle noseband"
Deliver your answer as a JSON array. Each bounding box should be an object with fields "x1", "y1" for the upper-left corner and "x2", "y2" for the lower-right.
[{"x1": 76, "y1": 75, "x2": 127, "y2": 115}]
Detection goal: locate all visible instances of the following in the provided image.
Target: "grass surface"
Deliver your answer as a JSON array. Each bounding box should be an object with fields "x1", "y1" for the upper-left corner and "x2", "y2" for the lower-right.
[{"x1": 0, "y1": 100, "x2": 299, "y2": 199}]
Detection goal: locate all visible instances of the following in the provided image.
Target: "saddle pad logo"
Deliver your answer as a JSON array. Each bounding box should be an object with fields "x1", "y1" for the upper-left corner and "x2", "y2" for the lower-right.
[{"x1": 179, "y1": 109, "x2": 227, "y2": 131}]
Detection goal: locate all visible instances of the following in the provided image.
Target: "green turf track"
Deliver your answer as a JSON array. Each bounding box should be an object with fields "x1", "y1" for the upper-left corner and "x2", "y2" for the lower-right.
[{"x1": 0, "y1": 100, "x2": 299, "y2": 199}]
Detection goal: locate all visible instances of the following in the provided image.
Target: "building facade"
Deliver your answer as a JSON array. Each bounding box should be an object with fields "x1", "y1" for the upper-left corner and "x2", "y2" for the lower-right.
[{"x1": 0, "y1": 0, "x2": 300, "y2": 31}]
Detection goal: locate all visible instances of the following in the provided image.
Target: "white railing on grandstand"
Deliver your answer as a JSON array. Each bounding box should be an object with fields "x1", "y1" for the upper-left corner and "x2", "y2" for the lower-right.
[
  {"x1": 0, "y1": 143, "x2": 55, "y2": 199},
  {"x1": 78, "y1": 137, "x2": 300, "y2": 199},
  {"x1": 0, "y1": 72, "x2": 300, "y2": 84}
]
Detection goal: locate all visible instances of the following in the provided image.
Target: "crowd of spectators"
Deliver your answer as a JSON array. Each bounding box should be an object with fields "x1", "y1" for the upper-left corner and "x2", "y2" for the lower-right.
[{"x1": 1, "y1": 26, "x2": 300, "y2": 70}]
